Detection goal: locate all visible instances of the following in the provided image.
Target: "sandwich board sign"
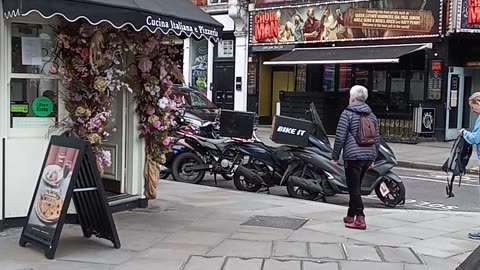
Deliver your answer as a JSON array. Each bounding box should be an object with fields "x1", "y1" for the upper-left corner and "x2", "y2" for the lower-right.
[{"x1": 19, "y1": 132, "x2": 120, "y2": 259}]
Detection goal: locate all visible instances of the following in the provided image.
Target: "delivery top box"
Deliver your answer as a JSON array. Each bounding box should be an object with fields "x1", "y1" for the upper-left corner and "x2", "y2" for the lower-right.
[
  {"x1": 219, "y1": 109, "x2": 255, "y2": 139},
  {"x1": 271, "y1": 115, "x2": 313, "y2": 147}
]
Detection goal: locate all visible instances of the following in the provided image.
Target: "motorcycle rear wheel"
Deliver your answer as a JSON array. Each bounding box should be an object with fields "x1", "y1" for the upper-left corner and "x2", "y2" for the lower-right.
[
  {"x1": 172, "y1": 152, "x2": 206, "y2": 184},
  {"x1": 286, "y1": 169, "x2": 319, "y2": 201},
  {"x1": 233, "y1": 164, "x2": 262, "y2": 192},
  {"x1": 375, "y1": 178, "x2": 406, "y2": 208}
]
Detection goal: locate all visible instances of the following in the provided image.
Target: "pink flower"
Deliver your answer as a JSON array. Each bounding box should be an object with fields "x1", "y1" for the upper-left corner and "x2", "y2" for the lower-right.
[
  {"x1": 49, "y1": 65, "x2": 57, "y2": 74},
  {"x1": 153, "y1": 120, "x2": 162, "y2": 130},
  {"x1": 80, "y1": 48, "x2": 89, "y2": 60},
  {"x1": 143, "y1": 39, "x2": 159, "y2": 55},
  {"x1": 59, "y1": 67, "x2": 67, "y2": 77},
  {"x1": 162, "y1": 137, "x2": 171, "y2": 146},
  {"x1": 138, "y1": 57, "x2": 152, "y2": 74},
  {"x1": 163, "y1": 79, "x2": 174, "y2": 91},
  {"x1": 146, "y1": 106, "x2": 155, "y2": 116}
]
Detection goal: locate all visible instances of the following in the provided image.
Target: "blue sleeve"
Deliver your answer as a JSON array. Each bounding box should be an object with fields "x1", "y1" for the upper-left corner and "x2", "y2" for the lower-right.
[
  {"x1": 463, "y1": 118, "x2": 480, "y2": 145},
  {"x1": 332, "y1": 111, "x2": 349, "y2": 161}
]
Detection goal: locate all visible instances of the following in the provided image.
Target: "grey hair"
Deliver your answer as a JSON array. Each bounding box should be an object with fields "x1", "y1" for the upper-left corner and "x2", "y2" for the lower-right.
[{"x1": 350, "y1": 85, "x2": 368, "y2": 102}]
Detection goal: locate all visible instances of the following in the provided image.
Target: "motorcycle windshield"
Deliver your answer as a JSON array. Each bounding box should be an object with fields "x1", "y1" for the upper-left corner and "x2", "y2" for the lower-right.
[{"x1": 308, "y1": 102, "x2": 330, "y2": 146}]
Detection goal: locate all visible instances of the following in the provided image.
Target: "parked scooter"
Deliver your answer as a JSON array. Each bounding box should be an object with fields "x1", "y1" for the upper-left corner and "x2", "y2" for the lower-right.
[
  {"x1": 233, "y1": 123, "x2": 328, "y2": 194},
  {"x1": 160, "y1": 112, "x2": 222, "y2": 179},
  {"x1": 170, "y1": 128, "x2": 250, "y2": 184},
  {"x1": 288, "y1": 103, "x2": 405, "y2": 207}
]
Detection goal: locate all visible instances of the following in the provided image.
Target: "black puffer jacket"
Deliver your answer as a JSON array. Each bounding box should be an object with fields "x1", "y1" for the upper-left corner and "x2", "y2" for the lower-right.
[{"x1": 332, "y1": 102, "x2": 380, "y2": 161}]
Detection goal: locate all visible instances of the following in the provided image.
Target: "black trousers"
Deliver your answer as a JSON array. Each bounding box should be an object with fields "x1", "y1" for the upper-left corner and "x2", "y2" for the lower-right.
[{"x1": 345, "y1": 160, "x2": 371, "y2": 217}]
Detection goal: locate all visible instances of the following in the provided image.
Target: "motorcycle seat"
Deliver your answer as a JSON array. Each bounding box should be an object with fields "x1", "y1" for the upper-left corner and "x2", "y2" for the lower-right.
[{"x1": 196, "y1": 136, "x2": 230, "y2": 144}]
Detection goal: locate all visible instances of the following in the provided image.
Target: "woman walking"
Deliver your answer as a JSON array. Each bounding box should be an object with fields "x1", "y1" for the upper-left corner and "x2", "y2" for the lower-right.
[{"x1": 460, "y1": 92, "x2": 480, "y2": 240}]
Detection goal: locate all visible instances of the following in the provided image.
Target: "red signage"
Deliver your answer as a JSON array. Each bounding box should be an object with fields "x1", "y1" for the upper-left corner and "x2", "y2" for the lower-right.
[
  {"x1": 431, "y1": 61, "x2": 442, "y2": 72},
  {"x1": 254, "y1": 12, "x2": 279, "y2": 41},
  {"x1": 468, "y1": 0, "x2": 480, "y2": 24}
]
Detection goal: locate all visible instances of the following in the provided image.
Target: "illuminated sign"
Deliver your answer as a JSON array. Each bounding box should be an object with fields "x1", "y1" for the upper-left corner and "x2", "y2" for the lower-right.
[
  {"x1": 254, "y1": 12, "x2": 279, "y2": 41},
  {"x1": 468, "y1": 0, "x2": 480, "y2": 24}
]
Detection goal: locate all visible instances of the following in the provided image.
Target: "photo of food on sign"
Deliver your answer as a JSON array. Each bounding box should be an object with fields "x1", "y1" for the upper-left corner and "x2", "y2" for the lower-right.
[
  {"x1": 27, "y1": 146, "x2": 79, "y2": 234},
  {"x1": 251, "y1": 0, "x2": 439, "y2": 44}
]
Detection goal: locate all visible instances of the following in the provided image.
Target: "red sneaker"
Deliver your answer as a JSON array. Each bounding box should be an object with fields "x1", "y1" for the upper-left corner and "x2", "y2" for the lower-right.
[
  {"x1": 345, "y1": 216, "x2": 366, "y2": 230},
  {"x1": 343, "y1": 216, "x2": 354, "y2": 224}
]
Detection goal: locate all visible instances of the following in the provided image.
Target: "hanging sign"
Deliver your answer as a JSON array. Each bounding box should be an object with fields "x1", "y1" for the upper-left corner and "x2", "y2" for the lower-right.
[
  {"x1": 250, "y1": 0, "x2": 441, "y2": 45},
  {"x1": 19, "y1": 133, "x2": 120, "y2": 259}
]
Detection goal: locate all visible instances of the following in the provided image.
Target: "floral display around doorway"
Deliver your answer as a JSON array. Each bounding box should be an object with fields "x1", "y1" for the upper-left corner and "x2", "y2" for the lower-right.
[{"x1": 51, "y1": 20, "x2": 184, "y2": 198}]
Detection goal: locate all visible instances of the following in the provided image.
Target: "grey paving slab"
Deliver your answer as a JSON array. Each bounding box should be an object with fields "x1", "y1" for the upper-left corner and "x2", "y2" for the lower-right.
[
  {"x1": 2, "y1": 261, "x2": 114, "y2": 270},
  {"x1": 309, "y1": 243, "x2": 345, "y2": 260},
  {"x1": 228, "y1": 226, "x2": 292, "y2": 241},
  {"x1": 363, "y1": 215, "x2": 414, "y2": 229},
  {"x1": 112, "y1": 258, "x2": 185, "y2": 270},
  {"x1": 185, "y1": 218, "x2": 243, "y2": 233},
  {"x1": 341, "y1": 261, "x2": 405, "y2": 270},
  {"x1": 223, "y1": 258, "x2": 263, "y2": 270},
  {"x1": 403, "y1": 255, "x2": 461, "y2": 270},
  {"x1": 379, "y1": 225, "x2": 448, "y2": 240},
  {"x1": 378, "y1": 246, "x2": 422, "y2": 264},
  {"x1": 55, "y1": 246, "x2": 137, "y2": 265},
  {"x1": 379, "y1": 212, "x2": 449, "y2": 223},
  {"x1": 161, "y1": 230, "x2": 229, "y2": 247},
  {"x1": 287, "y1": 229, "x2": 349, "y2": 243},
  {"x1": 415, "y1": 219, "x2": 476, "y2": 233},
  {"x1": 263, "y1": 259, "x2": 301, "y2": 270},
  {"x1": 182, "y1": 256, "x2": 225, "y2": 270},
  {"x1": 303, "y1": 261, "x2": 340, "y2": 270},
  {"x1": 344, "y1": 244, "x2": 382, "y2": 262},
  {"x1": 407, "y1": 236, "x2": 479, "y2": 258},
  {"x1": 138, "y1": 243, "x2": 211, "y2": 260},
  {"x1": 304, "y1": 221, "x2": 381, "y2": 237},
  {"x1": 207, "y1": 239, "x2": 273, "y2": 258},
  {"x1": 273, "y1": 241, "x2": 308, "y2": 258},
  {"x1": 348, "y1": 231, "x2": 419, "y2": 246}
]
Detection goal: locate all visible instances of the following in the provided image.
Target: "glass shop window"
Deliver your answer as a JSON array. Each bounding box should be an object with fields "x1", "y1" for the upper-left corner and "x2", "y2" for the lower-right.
[
  {"x1": 370, "y1": 65, "x2": 387, "y2": 108},
  {"x1": 354, "y1": 65, "x2": 369, "y2": 88},
  {"x1": 10, "y1": 23, "x2": 58, "y2": 129},
  {"x1": 390, "y1": 70, "x2": 408, "y2": 107},
  {"x1": 338, "y1": 64, "x2": 352, "y2": 92},
  {"x1": 323, "y1": 64, "x2": 336, "y2": 92}
]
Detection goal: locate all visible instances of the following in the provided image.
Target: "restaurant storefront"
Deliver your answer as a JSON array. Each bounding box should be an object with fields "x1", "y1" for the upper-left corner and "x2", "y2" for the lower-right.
[
  {"x1": 0, "y1": 0, "x2": 222, "y2": 229},
  {"x1": 247, "y1": 0, "x2": 448, "y2": 142}
]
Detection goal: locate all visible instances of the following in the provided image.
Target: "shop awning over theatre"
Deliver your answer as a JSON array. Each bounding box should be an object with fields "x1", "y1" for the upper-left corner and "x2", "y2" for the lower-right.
[
  {"x1": 263, "y1": 43, "x2": 432, "y2": 65},
  {"x1": 2, "y1": 0, "x2": 223, "y2": 42}
]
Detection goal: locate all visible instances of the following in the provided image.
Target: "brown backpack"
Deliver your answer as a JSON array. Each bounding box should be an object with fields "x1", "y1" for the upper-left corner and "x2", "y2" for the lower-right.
[{"x1": 353, "y1": 112, "x2": 376, "y2": 146}]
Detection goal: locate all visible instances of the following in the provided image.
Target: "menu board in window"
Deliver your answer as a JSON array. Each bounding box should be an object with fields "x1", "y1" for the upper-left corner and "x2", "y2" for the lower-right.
[{"x1": 428, "y1": 60, "x2": 442, "y2": 100}]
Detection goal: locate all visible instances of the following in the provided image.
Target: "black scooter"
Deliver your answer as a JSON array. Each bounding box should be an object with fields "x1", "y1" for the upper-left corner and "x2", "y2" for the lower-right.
[{"x1": 288, "y1": 103, "x2": 405, "y2": 207}]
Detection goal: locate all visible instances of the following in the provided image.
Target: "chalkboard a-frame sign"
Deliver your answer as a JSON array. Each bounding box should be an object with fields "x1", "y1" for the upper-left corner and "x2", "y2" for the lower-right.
[{"x1": 19, "y1": 132, "x2": 120, "y2": 259}]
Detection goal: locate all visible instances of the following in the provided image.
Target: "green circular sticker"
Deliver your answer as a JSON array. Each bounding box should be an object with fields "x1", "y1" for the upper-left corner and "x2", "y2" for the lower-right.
[{"x1": 32, "y1": 97, "x2": 53, "y2": 117}]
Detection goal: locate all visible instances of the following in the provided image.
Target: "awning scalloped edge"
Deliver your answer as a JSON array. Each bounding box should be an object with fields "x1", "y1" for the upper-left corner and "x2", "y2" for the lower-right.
[{"x1": 3, "y1": 9, "x2": 220, "y2": 42}]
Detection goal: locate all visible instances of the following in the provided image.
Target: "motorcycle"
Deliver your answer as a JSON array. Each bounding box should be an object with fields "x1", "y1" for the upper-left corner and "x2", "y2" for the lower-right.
[
  {"x1": 233, "y1": 125, "x2": 328, "y2": 194},
  {"x1": 170, "y1": 128, "x2": 250, "y2": 184},
  {"x1": 160, "y1": 112, "x2": 221, "y2": 179},
  {"x1": 288, "y1": 103, "x2": 405, "y2": 207}
]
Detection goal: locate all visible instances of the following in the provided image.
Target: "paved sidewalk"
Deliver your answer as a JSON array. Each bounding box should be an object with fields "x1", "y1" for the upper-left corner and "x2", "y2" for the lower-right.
[
  {"x1": 2, "y1": 180, "x2": 480, "y2": 270},
  {"x1": 256, "y1": 127, "x2": 479, "y2": 173}
]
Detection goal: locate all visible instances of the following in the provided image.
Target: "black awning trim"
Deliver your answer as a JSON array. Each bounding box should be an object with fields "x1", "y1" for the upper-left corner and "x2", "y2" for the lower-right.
[{"x1": 263, "y1": 43, "x2": 432, "y2": 65}]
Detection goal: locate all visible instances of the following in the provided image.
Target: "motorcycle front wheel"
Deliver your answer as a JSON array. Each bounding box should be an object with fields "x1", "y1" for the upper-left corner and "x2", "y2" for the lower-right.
[
  {"x1": 375, "y1": 178, "x2": 406, "y2": 208},
  {"x1": 286, "y1": 168, "x2": 319, "y2": 201},
  {"x1": 172, "y1": 152, "x2": 206, "y2": 184}
]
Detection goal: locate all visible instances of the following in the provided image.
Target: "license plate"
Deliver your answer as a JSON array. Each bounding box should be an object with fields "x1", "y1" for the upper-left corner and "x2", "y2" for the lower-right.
[{"x1": 380, "y1": 182, "x2": 390, "y2": 197}]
